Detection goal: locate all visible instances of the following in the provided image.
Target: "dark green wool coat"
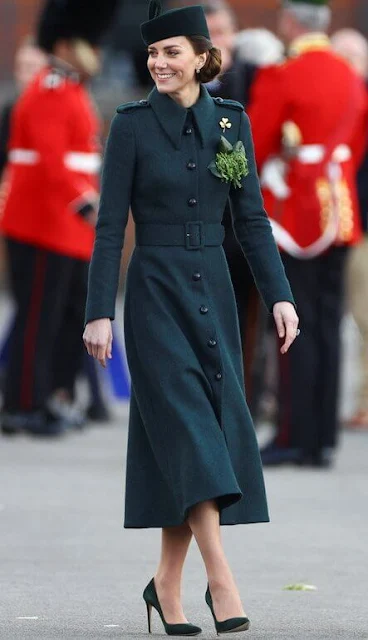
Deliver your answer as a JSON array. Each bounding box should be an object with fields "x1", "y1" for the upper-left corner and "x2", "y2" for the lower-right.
[{"x1": 85, "y1": 85, "x2": 294, "y2": 528}]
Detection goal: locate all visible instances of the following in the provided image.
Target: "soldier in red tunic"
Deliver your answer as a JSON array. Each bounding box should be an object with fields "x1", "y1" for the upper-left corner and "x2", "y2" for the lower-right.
[
  {"x1": 0, "y1": 0, "x2": 118, "y2": 436},
  {"x1": 247, "y1": 0, "x2": 368, "y2": 466}
]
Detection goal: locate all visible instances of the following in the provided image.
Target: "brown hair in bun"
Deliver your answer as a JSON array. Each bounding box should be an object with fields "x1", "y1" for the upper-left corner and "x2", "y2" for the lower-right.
[{"x1": 187, "y1": 35, "x2": 222, "y2": 83}]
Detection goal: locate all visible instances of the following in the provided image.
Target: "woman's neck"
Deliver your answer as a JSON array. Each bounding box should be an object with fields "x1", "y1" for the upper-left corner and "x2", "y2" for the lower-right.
[{"x1": 168, "y1": 82, "x2": 201, "y2": 108}]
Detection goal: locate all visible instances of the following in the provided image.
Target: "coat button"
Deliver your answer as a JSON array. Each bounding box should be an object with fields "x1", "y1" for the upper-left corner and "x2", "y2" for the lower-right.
[
  {"x1": 215, "y1": 372, "x2": 222, "y2": 381},
  {"x1": 188, "y1": 198, "x2": 197, "y2": 207},
  {"x1": 200, "y1": 305, "x2": 208, "y2": 314},
  {"x1": 187, "y1": 161, "x2": 196, "y2": 170},
  {"x1": 208, "y1": 339, "x2": 217, "y2": 348},
  {"x1": 215, "y1": 97, "x2": 224, "y2": 103},
  {"x1": 192, "y1": 272, "x2": 201, "y2": 281},
  {"x1": 185, "y1": 127, "x2": 193, "y2": 135}
]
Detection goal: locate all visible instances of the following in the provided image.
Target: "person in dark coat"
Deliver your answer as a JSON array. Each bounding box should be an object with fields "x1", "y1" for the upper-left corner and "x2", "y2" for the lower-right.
[
  {"x1": 203, "y1": 2, "x2": 264, "y2": 417},
  {"x1": 84, "y1": 1, "x2": 298, "y2": 635},
  {"x1": 204, "y1": 5, "x2": 287, "y2": 419}
]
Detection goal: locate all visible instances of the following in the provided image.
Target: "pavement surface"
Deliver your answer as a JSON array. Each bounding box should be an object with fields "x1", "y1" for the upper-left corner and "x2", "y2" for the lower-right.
[
  {"x1": 0, "y1": 297, "x2": 367, "y2": 640},
  {"x1": 1, "y1": 402, "x2": 368, "y2": 640}
]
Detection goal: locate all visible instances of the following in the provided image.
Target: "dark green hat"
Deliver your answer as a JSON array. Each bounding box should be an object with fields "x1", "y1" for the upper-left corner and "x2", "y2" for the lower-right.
[
  {"x1": 141, "y1": 0, "x2": 210, "y2": 47},
  {"x1": 284, "y1": 0, "x2": 329, "y2": 4}
]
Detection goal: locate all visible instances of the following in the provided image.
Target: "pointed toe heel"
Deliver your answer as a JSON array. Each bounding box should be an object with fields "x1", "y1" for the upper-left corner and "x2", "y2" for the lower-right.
[
  {"x1": 205, "y1": 586, "x2": 250, "y2": 635},
  {"x1": 143, "y1": 578, "x2": 202, "y2": 636}
]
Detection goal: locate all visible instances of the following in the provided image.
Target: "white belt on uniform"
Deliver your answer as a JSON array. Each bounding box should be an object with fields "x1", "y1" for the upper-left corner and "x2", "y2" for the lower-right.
[
  {"x1": 260, "y1": 143, "x2": 353, "y2": 259},
  {"x1": 8, "y1": 149, "x2": 102, "y2": 174},
  {"x1": 297, "y1": 143, "x2": 352, "y2": 164}
]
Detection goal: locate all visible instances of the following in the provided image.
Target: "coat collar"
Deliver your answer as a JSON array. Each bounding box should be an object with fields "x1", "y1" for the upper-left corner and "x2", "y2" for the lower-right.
[{"x1": 148, "y1": 84, "x2": 215, "y2": 149}]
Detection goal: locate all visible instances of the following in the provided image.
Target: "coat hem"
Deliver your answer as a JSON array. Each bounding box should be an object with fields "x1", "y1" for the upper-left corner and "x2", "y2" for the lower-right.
[
  {"x1": 124, "y1": 517, "x2": 270, "y2": 529},
  {"x1": 124, "y1": 489, "x2": 269, "y2": 528}
]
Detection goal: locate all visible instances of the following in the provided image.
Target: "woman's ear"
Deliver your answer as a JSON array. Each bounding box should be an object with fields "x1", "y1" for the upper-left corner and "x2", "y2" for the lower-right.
[{"x1": 198, "y1": 52, "x2": 208, "y2": 70}]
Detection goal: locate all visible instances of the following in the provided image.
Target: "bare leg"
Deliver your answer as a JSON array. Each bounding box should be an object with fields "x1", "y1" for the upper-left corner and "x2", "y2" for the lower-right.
[
  {"x1": 188, "y1": 500, "x2": 246, "y2": 621},
  {"x1": 154, "y1": 521, "x2": 193, "y2": 624}
]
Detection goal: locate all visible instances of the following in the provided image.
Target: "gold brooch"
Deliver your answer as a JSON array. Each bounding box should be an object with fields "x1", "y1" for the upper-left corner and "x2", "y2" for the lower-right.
[{"x1": 219, "y1": 117, "x2": 232, "y2": 131}]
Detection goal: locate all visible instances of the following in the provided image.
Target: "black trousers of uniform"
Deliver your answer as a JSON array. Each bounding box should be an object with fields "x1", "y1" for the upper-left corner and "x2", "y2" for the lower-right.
[
  {"x1": 3, "y1": 238, "x2": 88, "y2": 413},
  {"x1": 277, "y1": 246, "x2": 349, "y2": 454}
]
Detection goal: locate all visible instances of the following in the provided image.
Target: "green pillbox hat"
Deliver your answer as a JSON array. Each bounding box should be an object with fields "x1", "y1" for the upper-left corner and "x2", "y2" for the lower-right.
[{"x1": 141, "y1": 0, "x2": 210, "y2": 46}]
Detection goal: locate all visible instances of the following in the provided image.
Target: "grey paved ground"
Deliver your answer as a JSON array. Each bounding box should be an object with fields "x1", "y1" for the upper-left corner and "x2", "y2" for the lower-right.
[
  {"x1": 1, "y1": 402, "x2": 368, "y2": 640},
  {"x1": 0, "y1": 296, "x2": 367, "y2": 640}
]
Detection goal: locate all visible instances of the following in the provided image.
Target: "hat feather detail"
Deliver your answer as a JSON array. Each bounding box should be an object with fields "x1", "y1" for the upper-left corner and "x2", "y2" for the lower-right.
[{"x1": 148, "y1": 0, "x2": 162, "y2": 20}]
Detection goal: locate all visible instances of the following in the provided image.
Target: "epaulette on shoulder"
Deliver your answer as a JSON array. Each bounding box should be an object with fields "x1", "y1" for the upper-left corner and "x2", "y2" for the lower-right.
[
  {"x1": 212, "y1": 97, "x2": 243, "y2": 111},
  {"x1": 116, "y1": 99, "x2": 151, "y2": 114}
]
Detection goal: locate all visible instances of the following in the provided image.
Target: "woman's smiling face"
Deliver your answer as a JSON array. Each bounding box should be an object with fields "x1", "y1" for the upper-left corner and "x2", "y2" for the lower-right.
[{"x1": 147, "y1": 36, "x2": 206, "y2": 94}]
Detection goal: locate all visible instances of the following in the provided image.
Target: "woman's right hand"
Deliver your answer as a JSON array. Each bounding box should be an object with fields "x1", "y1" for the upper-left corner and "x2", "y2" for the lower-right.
[{"x1": 83, "y1": 318, "x2": 113, "y2": 368}]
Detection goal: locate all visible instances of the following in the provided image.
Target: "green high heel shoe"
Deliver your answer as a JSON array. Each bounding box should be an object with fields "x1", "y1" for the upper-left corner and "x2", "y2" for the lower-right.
[
  {"x1": 143, "y1": 578, "x2": 202, "y2": 636},
  {"x1": 205, "y1": 586, "x2": 250, "y2": 635}
]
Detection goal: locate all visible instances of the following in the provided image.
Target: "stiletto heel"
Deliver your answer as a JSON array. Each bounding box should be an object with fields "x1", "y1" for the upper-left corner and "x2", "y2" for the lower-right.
[
  {"x1": 146, "y1": 602, "x2": 152, "y2": 633},
  {"x1": 143, "y1": 578, "x2": 202, "y2": 636},
  {"x1": 205, "y1": 586, "x2": 250, "y2": 635}
]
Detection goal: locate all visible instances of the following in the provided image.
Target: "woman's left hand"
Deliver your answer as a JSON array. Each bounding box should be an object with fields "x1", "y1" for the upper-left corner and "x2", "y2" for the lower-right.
[{"x1": 273, "y1": 301, "x2": 299, "y2": 354}]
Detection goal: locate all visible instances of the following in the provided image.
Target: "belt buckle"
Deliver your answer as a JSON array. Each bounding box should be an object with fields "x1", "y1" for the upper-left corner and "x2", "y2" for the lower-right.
[{"x1": 185, "y1": 221, "x2": 204, "y2": 250}]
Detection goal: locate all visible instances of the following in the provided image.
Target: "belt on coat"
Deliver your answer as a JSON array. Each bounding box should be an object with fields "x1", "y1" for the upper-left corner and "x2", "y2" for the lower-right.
[{"x1": 135, "y1": 222, "x2": 225, "y2": 250}]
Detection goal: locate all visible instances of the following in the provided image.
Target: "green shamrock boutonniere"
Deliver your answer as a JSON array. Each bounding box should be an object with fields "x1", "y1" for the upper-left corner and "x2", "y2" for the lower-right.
[{"x1": 208, "y1": 136, "x2": 249, "y2": 189}]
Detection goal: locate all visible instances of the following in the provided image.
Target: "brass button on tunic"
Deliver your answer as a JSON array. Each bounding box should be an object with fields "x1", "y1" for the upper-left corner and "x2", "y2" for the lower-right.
[{"x1": 85, "y1": 86, "x2": 294, "y2": 529}]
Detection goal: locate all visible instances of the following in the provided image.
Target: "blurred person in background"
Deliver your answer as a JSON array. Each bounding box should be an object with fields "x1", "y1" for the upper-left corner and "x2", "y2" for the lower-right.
[
  {"x1": 331, "y1": 28, "x2": 368, "y2": 430},
  {"x1": 204, "y1": 2, "x2": 285, "y2": 418},
  {"x1": 0, "y1": 0, "x2": 118, "y2": 437},
  {"x1": 0, "y1": 38, "x2": 47, "y2": 181},
  {"x1": 0, "y1": 39, "x2": 47, "y2": 398},
  {"x1": 234, "y1": 28, "x2": 285, "y2": 68},
  {"x1": 232, "y1": 27, "x2": 285, "y2": 421},
  {"x1": 204, "y1": 1, "x2": 257, "y2": 104},
  {"x1": 108, "y1": 0, "x2": 168, "y2": 88},
  {"x1": 248, "y1": 0, "x2": 366, "y2": 467},
  {"x1": 0, "y1": 35, "x2": 111, "y2": 426}
]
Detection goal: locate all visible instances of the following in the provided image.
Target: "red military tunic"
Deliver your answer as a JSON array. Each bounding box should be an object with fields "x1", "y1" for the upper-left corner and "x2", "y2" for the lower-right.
[
  {"x1": 247, "y1": 34, "x2": 367, "y2": 258},
  {"x1": 0, "y1": 66, "x2": 101, "y2": 261}
]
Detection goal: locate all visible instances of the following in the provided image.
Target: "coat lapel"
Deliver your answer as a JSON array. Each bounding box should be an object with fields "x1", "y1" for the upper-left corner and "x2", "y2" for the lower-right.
[
  {"x1": 148, "y1": 87, "x2": 187, "y2": 150},
  {"x1": 191, "y1": 85, "x2": 215, "y2": 148}
]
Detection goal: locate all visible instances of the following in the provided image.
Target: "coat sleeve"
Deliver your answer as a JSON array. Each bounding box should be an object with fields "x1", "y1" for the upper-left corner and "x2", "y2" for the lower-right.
[
  {"x1": 228, "y1": 111, "x2": 294, "y2": 312},
  {"x1": 85, "y1": 113, "x2": 136, "y2": 323}
]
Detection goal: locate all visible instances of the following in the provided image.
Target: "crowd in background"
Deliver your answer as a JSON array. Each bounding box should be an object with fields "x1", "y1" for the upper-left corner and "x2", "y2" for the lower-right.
[{"x1": 0, "y1": 0, "x2": 367, "y2": 469}]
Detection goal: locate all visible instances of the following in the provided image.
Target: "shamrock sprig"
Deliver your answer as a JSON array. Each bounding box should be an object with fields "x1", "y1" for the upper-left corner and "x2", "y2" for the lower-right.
[{"x1": 208, "y1": 136, "x2": 249, "y2": 189}]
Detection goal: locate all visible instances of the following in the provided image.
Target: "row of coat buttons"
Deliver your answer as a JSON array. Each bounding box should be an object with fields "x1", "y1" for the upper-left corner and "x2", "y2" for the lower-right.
[
  {"x1": 184, "y1": 127, "x2": 196, "y2": 205},
  {"x1": 194, "y1": 276, "x2": 222, "y2": 380}
]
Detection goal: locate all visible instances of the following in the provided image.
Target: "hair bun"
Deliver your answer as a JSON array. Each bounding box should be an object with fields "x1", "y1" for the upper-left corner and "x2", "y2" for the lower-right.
[{"x1": 148, "y1": 0, "x2": 162, "y2": 20}]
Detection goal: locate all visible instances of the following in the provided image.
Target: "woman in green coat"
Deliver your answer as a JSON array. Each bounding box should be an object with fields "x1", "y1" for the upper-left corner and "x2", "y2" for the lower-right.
[{"x1": 84, "y1": 1, "x2": 299, "y2": 635}]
